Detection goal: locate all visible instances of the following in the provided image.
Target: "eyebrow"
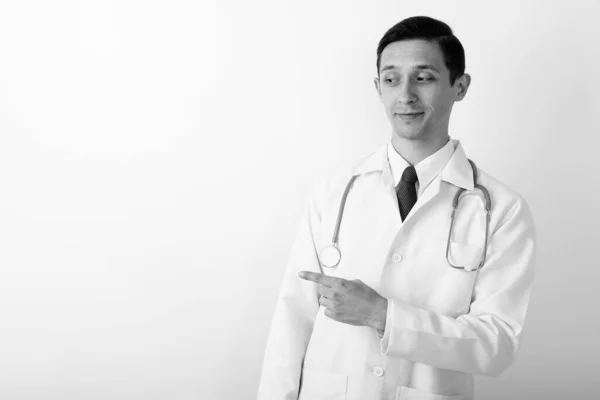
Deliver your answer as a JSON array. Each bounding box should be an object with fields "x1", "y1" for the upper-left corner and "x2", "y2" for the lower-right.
[{"x1": 380, "y1": 64, "x2": 440, "y2": 73}]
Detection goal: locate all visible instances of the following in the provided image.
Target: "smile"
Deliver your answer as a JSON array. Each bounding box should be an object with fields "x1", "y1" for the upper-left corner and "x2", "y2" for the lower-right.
[{"x1": 395, "y1": 112, "x2": 424, "y2": 120}]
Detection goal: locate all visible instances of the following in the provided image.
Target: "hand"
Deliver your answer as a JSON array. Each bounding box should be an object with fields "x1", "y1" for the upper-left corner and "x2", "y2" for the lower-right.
[{"x1": 298, "y1": 271, "x2": 387, "y2": 332}]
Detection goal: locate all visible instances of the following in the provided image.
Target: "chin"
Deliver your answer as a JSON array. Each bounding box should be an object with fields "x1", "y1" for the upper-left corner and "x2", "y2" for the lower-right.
[{"x1": 392, "y1": 126, "x2": 426, "y2": 141}]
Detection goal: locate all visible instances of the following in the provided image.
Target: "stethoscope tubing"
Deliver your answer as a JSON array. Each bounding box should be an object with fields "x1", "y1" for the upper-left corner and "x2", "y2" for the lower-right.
[
  {"x1": 331, "y1": 175, "x2": 359, "y2": 245},
  {"x1": 320, "y1": 159, "x2": 492, "y2": 272}
]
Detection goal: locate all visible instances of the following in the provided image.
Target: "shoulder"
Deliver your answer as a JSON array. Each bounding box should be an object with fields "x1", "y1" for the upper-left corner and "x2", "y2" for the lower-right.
[
  {"x1": 474, "y1": 166, "x2": 535, "y2": 232},
  {"x1": 308, "y1": 147, "x2": 381, "y2": 204},
  {"x1": 475, "y1": 167, "x2": 522, "y2": 204}
]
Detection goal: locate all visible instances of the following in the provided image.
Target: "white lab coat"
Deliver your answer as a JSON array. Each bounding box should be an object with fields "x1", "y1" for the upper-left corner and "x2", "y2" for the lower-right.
[{"x1": 257, "y1": 140, "x2": 536, "y2": 400}]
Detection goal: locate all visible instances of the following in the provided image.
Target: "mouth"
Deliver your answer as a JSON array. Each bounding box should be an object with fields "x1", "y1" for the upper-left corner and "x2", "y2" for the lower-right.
[{"x1": 395, "y1": 112, "x2": 425, "y2": 121}]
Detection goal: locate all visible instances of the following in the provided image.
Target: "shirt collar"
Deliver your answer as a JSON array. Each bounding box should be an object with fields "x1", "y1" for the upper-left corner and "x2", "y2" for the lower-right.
[
  {"x1": 387, "y1": 138, "x2": 455, "y2": 193},
  {"x1": 353, "y1": 138, "x2": 475, "y2": 191}
]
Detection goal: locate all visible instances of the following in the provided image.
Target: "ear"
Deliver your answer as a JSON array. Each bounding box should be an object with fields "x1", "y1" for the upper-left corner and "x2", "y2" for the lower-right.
[
  {"x1": 454, "y1": 73, "x2": 471, "y2": 102},
  {"x1": 373, "y1": 77, "x2": 382, "y2": 98}
]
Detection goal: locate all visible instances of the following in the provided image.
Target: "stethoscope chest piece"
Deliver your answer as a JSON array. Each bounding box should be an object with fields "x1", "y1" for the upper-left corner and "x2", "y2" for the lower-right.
[{"x1": 319, "y1": 244, "x2": 341, "y2": 268}]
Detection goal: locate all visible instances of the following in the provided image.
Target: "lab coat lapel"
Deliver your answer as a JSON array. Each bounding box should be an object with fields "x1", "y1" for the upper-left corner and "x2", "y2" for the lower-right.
[
  {"x1": 380, "y1": 150, "x2": 403, "y2": 233},
  {"x1": 401, "y1": 176, "x2": 442, "y2": 225},
  {"x1": 351, "y1": 140, "x2": 474, "y2": 234},
  {"x1": 400, "y1": 141, "x2": 473, "y2": 225},
  {"x1": 441, "y1": 142, "x2": 475, "y2": 191},
  {"x1": 353, "y1": 144, "x2": 402, "y2": 232}
]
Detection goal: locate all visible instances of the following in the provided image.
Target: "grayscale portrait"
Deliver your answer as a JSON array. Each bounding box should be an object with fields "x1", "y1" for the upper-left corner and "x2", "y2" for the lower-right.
[{"x1": 0, "y1": 1, "x2": 597, "y2": 400}]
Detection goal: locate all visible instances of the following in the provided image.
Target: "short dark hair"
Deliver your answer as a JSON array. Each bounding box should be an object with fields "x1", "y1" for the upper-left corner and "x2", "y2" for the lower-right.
[{"x1": 376, "y1": 16, "x2": 465, "y2": 85}]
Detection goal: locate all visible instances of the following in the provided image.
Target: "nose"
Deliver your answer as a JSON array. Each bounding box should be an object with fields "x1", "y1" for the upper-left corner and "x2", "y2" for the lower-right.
[{"x1": 396, "y1": 81, "x2": 417, "y2": 104}]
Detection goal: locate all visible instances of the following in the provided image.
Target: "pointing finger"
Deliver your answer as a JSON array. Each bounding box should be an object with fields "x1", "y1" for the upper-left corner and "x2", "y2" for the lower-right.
[{"x1": 298, "y1": 271, "x2": 340, "y2": 287}]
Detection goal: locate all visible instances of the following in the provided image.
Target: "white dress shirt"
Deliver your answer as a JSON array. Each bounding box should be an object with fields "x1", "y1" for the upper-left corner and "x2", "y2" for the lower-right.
[{"x1": 387, "y1": 137, "x2": 456, "y2": 198}]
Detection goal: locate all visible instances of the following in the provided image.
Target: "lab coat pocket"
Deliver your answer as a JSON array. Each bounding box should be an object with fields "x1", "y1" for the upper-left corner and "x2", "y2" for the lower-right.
[
  {"x1": 298, "y1": 368, "x2": 348, "y2": 400},
  {"x1": 419, "y1": 240, "x2": 481, "y2": 317},
  {"x1": 396, "y1": 386, "x2": 466, "y2": 400},
  {"x1": 446, "y1": 240, "x2": 485, "y2": 272}
]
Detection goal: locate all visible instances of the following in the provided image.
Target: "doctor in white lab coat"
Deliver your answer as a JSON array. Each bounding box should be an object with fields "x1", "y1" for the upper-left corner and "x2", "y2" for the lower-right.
[{"x1": 257, "y1": 16, "x2": 536, "y2": 400}]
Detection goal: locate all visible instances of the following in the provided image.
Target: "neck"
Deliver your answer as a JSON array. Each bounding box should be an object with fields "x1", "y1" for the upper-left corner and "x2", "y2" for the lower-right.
[{"x1": 391, "y1": 133, "x2": 450, "y2": 166}]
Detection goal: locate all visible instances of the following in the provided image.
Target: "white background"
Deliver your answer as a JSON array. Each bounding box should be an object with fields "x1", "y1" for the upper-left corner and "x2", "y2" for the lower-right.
[{"x1": 0, "y1": 0, "x2": 599, "y2": 399}]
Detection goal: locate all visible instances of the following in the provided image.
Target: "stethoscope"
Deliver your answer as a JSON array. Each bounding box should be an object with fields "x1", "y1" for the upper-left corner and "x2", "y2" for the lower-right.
[{"x1": 318, "y1": 159, "x2": 492, "y2": 272}]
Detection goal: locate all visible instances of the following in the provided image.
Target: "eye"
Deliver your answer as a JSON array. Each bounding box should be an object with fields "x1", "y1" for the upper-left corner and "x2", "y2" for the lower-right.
[
  {"x1": 383, "y1": 76, "x2": 399, "y2": 85},
  {"x1": 416, "y1": 75, "x2": 435, "y2": 83}
]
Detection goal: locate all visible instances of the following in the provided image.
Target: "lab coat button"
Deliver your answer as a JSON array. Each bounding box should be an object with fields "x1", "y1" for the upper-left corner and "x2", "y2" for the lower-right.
[
  {"x1": 391, "y1": 252, "x2": 403, "y2": 263},
  {"x1": 372, "y1": 366, "x2": 384, "y2": 377}
]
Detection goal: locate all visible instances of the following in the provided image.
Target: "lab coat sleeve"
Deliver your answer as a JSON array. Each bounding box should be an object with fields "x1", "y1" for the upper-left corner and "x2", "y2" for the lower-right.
[
  {"x1": 256, "y1": 180, "x2": 324, "y2": 400},
  {"x1": 380, "y1": 197, "x2": 536, "y2": 377}
]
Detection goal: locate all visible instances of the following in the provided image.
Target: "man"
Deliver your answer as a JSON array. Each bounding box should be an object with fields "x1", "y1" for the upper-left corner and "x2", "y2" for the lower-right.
[{"x1": 257, "y1": 16, "x2": 536, "y2": 400}]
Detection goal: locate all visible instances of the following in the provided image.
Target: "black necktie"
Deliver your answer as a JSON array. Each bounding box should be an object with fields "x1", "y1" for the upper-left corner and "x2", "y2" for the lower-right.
[{"x1": 396, "y1": 166, "x2": 418, "y2": 221}]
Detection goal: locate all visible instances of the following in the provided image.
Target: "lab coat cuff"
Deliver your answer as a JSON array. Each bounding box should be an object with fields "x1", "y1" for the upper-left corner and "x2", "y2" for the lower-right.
[{"x1": 380, "y1": 299, "x2": 420, "y2": 358}]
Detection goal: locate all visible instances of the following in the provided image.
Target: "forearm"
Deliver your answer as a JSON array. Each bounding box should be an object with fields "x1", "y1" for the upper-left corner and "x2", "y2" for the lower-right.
[{"x1": 380, "y1": 299, "x2": 524, "y2": 376}]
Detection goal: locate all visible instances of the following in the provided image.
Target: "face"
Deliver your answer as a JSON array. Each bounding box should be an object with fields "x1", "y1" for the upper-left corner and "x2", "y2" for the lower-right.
[{"x1": 374, "y1": 39, "x2": 470, "y2": 143}]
